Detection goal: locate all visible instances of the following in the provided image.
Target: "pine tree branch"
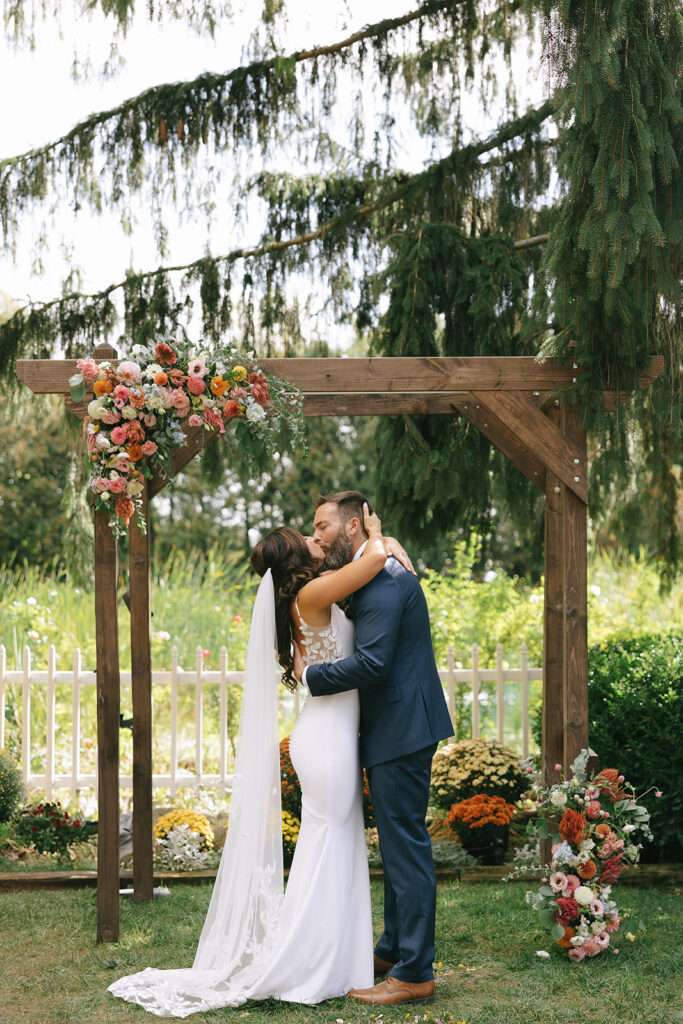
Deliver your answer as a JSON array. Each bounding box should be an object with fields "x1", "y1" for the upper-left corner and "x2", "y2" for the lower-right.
[
  {"x1": 0, "y1": 0, "x2": 461, "y2": 172},
  {"x1": 6, "y1": 99, "x2": 553, "y2": 324}
]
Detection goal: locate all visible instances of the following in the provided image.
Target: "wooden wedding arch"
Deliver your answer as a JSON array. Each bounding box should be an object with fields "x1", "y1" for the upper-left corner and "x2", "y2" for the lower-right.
[{"x1": 16, "y1": 345, "x2": 662, "y2": 941}]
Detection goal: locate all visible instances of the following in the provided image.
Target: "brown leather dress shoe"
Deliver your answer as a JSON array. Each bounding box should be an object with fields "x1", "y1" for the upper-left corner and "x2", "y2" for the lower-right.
[
  {"x1": 373, "y1": 954, "x2": 396, "y2": 977},
  {"x1": 348, "y1": 975, "x2": 435, "y2": 1005}
]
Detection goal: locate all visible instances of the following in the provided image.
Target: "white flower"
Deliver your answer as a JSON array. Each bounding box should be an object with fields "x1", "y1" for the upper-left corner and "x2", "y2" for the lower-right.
[
  {"x1": 623, "y1": 824, "x2": 636, "y2": 833},
  {"x1": 576, "y1": 850, "x2": 591, "y2": 864},
  {"x1": 26, "y1": 597, "x2": 37, "y2": 606},
  {"x1": 95, "y1": 434, "x2": 111, "y2": 451},
  {"x1": 116, "y1": 359, "x2": 142, "y2": 384},
  {"x1": 579, "y1": 838, "x2": 595, "y2": 851},
  {"x1": 550, "y1": 788, "x2": 568, "y2": 808},
  {"x1": 100, "y1": 492, "x2": 110, "y2": 501},
  {"x1": 549, "y1": 872, "x2": 567, "y2": 891},
  {"x1": 144, "y1": 363, "x2": 162, "y2": 379},
  {"x1": 589, "y1": 898, "x2": 604, "y2": 915},
  {"x1": 245, "y1": 401, "x2": 266, "y2": 421},
  {"x1": 187, "y1": 355, "x2": 209, "y2": 378},
  {"x1": 87, "y1": 398, "x2": 106, "y2": 419},
  {"x1": 27, "y1": 629, "x2": 40, "y2": 640},
  {"x1": 574, "y1": 886, "x2": 594, "y2": 906},
  {"x1": 121, "y1": 405, "x2": 139, "y2": 420},
  {"x1": 626, "y1": 844, "x2": 639, "y2": 859},
  {"x1": 535, "y1": 950, "x2": 550, "y2": 958}
]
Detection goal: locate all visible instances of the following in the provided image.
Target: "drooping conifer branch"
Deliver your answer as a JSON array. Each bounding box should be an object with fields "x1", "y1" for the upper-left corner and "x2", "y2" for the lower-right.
[
  {"x1": 0, "y1": 0, "x2": 525, "y2": 250},
  {"x1": 0, "y1": 98, "x2": 553, "y2": 355}
]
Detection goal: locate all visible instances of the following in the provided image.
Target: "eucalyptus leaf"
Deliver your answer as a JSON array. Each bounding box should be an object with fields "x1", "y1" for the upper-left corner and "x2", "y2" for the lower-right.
[
  {"x1": 70, "y1": 383, "x2": 86, "y2": 403},
  {"x1": 550, "y1": 923, "x2": 566, "y2": 941}
]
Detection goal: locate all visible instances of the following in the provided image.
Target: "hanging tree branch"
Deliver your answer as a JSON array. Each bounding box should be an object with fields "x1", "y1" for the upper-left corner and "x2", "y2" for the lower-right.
[{"x1": 2, "y1": 99, "x2": 553, "y2": 327}]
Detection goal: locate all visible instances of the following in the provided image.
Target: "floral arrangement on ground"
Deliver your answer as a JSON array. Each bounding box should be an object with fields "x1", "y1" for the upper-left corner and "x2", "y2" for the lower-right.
[
  {"x1": 69, "y1": 338, "x2": 305, "y2": 537},
  {"x1": 524, "y1": 749, "x2": 656, "y2": 961}
]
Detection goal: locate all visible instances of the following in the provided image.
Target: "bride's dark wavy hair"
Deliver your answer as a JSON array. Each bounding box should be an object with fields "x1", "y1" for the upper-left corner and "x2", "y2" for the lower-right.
[{"x1": 250, "y1": 527, "x2": 320, "y2": 691}]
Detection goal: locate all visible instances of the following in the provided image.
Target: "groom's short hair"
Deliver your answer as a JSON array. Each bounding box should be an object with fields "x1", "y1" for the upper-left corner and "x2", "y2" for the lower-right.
[{"x1": 316, "y1": 490, "x2": 374, "y2": 526}]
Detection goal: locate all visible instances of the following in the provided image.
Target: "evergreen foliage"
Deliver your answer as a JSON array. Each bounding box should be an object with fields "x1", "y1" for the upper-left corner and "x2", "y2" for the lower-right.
[{"x1": 0, "y1": 0, "x2": 680, "y2": 575}]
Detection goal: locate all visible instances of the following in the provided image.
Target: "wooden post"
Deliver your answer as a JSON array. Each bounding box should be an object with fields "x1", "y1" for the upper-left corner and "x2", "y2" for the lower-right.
[
  {"x1": 542, "y1": 403, "x2": 589, "y2": 860},
  {"x1": 563, "y1": 405, "x2": 588, "y2": 769},
  {"x1": 542, "y1": 403, "x2": 565, "y2": 787},
  {"x1": 94, "y1": 508, "x2": 120, "y2": 943},
  {"x1": 129, "y1": 481, "x2": 154, "y2": 901}
]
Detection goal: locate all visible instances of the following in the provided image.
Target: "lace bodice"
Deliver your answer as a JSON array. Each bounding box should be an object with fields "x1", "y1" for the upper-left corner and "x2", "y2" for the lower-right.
[{"x1": 294, "y1": 599, "x2": 346, "y2": 666}]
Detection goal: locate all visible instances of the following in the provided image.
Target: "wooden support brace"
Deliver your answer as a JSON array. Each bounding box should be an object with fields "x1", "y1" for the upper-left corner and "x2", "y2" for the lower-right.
[
  {"x1": 470, "y1": 391, "x2": 588, "y2": 503},
  {"x1": 129, "y1": 483, "x2": 154, "y2": 902},
  {"x1": 94, "y1": 508, "x2": 120, "y2": 943},
  {"x1": 451, "y1": 395, "x2": 546, "y2": 491}
]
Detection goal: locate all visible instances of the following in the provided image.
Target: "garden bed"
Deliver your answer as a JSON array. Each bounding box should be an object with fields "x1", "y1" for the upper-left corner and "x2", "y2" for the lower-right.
[{"x1": 1, "y1": 862, "x2": 681, "y2": 891}]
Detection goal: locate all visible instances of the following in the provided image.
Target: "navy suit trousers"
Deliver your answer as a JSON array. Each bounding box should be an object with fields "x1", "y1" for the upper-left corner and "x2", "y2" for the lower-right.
[{"x1": 368, "y1": 742, "x2": 438, "y2": 983}]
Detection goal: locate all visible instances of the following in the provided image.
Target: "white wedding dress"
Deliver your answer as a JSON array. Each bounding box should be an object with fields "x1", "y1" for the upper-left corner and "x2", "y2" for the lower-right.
[{"x1": 109, "y1": 598, "x2": 373, "y2": 1017}]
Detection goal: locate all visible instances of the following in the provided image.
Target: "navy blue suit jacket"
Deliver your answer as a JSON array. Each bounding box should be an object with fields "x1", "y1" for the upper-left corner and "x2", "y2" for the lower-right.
[{"x1": 305, "y1": 558, "x2": 453, "y2": 767}]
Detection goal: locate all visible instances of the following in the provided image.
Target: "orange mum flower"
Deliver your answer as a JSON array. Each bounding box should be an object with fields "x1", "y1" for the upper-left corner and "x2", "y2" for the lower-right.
[
  {"x1": 556, "y1": 925, "x2": 576, "y2": 949},
  {"x1": 578, "y1": 859, "x2": 597, "y2": 880},
  {"x1": 93, "y1": 379, "x2": 113, "y2": 396},
  {"x1": 446, "y1": 794, "x2": 516, "y2": 829},
  {"x1": 210, "y1": 375, "x2": 230, "y2": 397},
  {"x1": 129, "y1": 388, "x2": 147, "y2": 409},
  {"x1": 559, "y1": 808, "x2": 586, "y2": 845},
  {"x1": 126, "y1": 443, "x2": 144, "y2": 462}
]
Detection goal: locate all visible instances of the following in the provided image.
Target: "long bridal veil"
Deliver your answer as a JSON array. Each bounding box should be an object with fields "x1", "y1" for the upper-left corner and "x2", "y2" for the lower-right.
[{"x1": 108, "y1": 568, "x2": 284, "y2": 1017}]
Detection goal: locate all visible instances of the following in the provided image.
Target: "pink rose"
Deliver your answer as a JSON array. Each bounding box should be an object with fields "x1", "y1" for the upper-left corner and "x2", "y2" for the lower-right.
[
  {"x1": 605, "y1": 917, "x2": 620, "y2": 933},
  {"x1": 158, "y1": 387, "x2": 175, "y2": 409},
  {"x1": 113, "y1": 458, "x2": 130, "y2": 473},
  {"x1": 108, "y1": 477, "x2": 127, "y2": 494},
  {"x1": 188, "y1": 413, "x2": 203, "y2": 427},
  {"x1": 586, "y1": 801, "x2": 602, "y2": 820},
  {"x1": 76, "y1": 358, "x2": 100, "y2": 382},
  {"x1": 143, "y1": 413, "x2": 157, "y2": 427},
  {"x1": 110, "y1": 426, "x2": 128, "y2": 446},
  {"x1": 568, "y1": 947, "x2": 585, "y2": 962},
  {"x1": 141, "y1": 441, "x2": 158, "y2": 456},
  {"x1": 171, "y1": 389, "x2": 191, "y2": 417},
  {"x1": 187, "y1": 377, "x2": 206, "y2": 396},
  {"x1": 92, "y1": 477, "x2": 111, "y2": 493},
  {"x1": 116, "y1": 360, "x2": 142, "y2": 384},
  {"x1": 100, "y1": 409, "x2": 121, "y2": 425},
  {"x1": 564, "y1": 874, "x2": 580, "y2": 892}
]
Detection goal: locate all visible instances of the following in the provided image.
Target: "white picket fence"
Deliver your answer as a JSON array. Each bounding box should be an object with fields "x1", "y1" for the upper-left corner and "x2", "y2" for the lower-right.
[{"x1": 0, "y1": 642, "x2": 542, "y2": 798}]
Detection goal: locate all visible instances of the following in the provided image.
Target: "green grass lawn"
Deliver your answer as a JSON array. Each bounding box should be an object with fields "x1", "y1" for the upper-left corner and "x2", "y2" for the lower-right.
[{"x1": 1, "y1": 882, "x2": 680, "y2": 1024}]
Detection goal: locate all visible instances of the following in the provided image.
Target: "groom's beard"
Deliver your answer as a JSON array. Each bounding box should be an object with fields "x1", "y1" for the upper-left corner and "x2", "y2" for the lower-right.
[{"x1": 323, "y1": 528, "x2": 354, "y2": 571}]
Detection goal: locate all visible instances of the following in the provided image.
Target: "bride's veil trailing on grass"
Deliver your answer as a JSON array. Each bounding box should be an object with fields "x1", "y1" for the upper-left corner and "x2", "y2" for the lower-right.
[{"x1": 109, "y1": 568, "x2": 284, "y2": 1016}]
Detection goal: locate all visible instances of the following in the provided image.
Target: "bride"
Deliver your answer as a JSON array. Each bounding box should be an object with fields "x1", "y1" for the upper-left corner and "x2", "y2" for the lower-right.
[{"x1": 109, "y1": 505, "x2": 391, "y2": 1016}]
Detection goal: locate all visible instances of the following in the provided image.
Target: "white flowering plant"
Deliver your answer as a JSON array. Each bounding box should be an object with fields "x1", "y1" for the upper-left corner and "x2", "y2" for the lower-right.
[
  {"x1": 154, "y1": 823, "x2": 211, "y2": 871},
  {"x1": 523, "y1": 750, "x2": 658, "y2": 961},
  {"x1": 69, "y1": 337, "x2": 305, "y2": 538}
]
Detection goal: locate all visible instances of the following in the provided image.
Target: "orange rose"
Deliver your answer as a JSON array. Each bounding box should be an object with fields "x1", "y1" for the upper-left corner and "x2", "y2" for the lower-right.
[{"x1": 578, "y1": 859, "x2": 597, "y2": 880}]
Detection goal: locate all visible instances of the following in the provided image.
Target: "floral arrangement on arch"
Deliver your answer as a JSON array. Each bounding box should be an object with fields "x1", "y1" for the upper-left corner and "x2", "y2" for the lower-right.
[
  {"x1": 69, "y1": 338, "x2": 305, "y2": 537},
  {"x1": 524, "y1": 750, "x2": 656, "y2": 962}
]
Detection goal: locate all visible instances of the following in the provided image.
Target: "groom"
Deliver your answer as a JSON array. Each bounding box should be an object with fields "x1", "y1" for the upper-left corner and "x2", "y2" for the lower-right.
[{"x1": 293, "y1": 491, "x2": 453, "y2": 1007}]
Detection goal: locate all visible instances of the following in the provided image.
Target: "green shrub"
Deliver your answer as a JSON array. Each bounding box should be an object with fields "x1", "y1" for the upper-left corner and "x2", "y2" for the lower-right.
[
  {"x1": 587, "y1": 631, "x2": 682, "y2": 861},
  {"x1": 13, "y1": 801, "x2": 95, "y2": 856},
  {"x1": 531, "y1": 630, "x2": 682, "y2": 860},
  {"x1": 0, "y1": 749, "x2": 23, "y2": 823},
  {"x1": 431, "y1": 738, "x2": 526, "y2": 810}
]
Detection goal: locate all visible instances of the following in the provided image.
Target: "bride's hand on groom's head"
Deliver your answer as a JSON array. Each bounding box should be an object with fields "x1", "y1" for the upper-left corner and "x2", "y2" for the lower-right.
[
  {"x1": 383, "y1": 537, "x2": 416, "y2": 575},
  {"x1": 362, "y1": 502, "x2": 382, "y2": 538}
]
